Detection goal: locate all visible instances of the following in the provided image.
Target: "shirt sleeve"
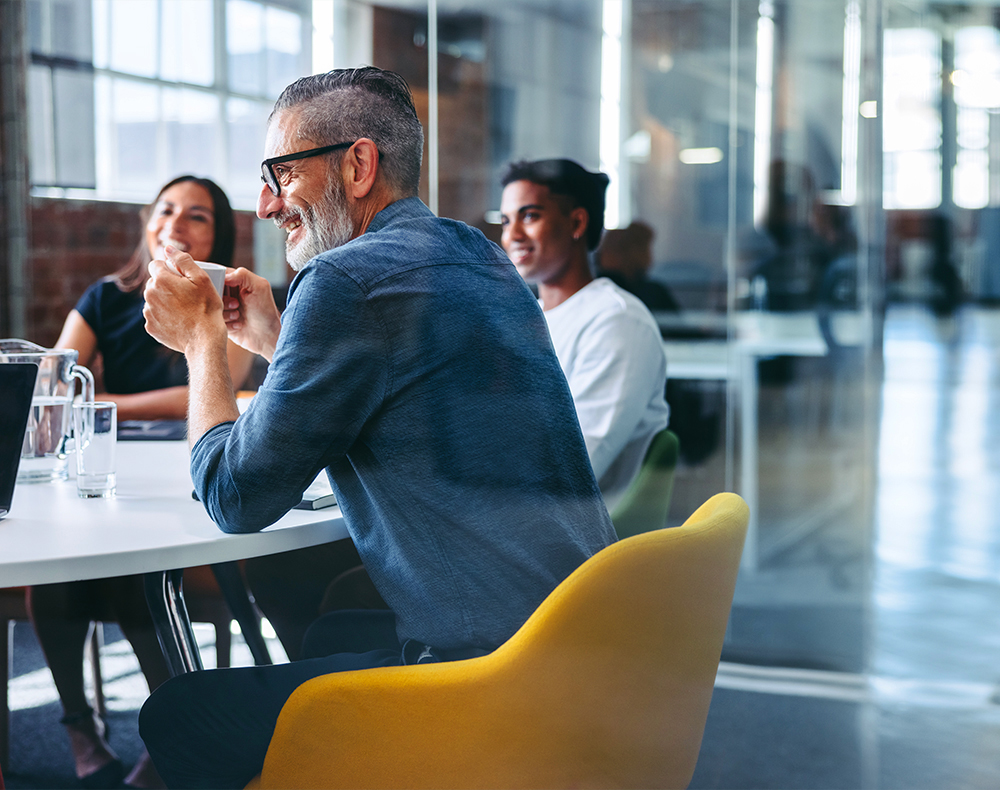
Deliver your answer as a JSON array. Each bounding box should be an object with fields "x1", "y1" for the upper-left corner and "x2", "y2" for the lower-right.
[
  {"x1": 563, "y1": 311, "x2": 667, "y2": 482},
  {"x1": 191, "y1": 264, "x2": 390, "y2": 533},
  {"x1": 73, "y1": 279, "x2": 106, "y2": 333}
]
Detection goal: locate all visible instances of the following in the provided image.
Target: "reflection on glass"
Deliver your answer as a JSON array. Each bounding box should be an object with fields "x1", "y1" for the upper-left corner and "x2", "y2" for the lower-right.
[
  {"x1": 374, "y1": 2, "x2": 602, "y2": 226},
  {"x1": 840, "y1": 0, "x2": 862, "y2": 206},
  {"x1": 161, "y1": 0, "x2": 214, "y2": 86},
  {"x1": 110, "y1": 0, "x2": 157, "y2": 78},
  {"x1": 266, "y1": 6, "x2": 303, "y2": 99},
  {"x1": 600, "y1": 0, "x2": 624, "y2": 229},
  {"x1": 753, "y1": 6, "x2": 775, "y2": 226},
  {"x1": 228, "y1": 0, "x2": 264, "y2": 95}
]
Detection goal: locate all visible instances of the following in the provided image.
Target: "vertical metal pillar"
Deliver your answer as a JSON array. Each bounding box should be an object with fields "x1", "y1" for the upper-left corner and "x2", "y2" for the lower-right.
[
  {"x1": 0, "y1": 0, "x2": 30, "y2": 339},
  {"x1": 427, "y1": 0, "x2": 439, "y2": 216}
]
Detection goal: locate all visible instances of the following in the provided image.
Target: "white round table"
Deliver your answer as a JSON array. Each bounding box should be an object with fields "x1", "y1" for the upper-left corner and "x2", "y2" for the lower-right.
[{"x1": 1, "y1": 440, "x2": 348, "y2": 673}]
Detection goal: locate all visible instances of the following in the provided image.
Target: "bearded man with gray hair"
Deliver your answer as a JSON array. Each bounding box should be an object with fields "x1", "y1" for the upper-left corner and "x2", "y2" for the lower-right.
[{"x1": 139, "y1": 66, "x2": 615, "y2": 788}]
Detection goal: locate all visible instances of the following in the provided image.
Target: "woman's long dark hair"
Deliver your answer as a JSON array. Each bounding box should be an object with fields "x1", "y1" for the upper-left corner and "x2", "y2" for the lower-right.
[{"x1": 114, "y1": 175, "x2": 236, "y2": 292}]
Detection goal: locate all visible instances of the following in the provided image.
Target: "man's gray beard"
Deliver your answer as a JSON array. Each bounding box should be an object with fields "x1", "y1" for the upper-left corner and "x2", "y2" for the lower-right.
[{"x1": 285, "y1": 181, "x2": 354, "y2": 271}]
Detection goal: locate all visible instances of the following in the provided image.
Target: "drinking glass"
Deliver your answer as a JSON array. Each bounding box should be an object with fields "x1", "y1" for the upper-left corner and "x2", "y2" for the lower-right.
[{"x1": 73, "y1": 402, "x2": 117, "y2": 498}]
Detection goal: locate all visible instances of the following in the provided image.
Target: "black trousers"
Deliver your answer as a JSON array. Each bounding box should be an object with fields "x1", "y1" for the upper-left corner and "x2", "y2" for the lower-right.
[{"x1": 138, "y1": 610, "x2": 402, "y2": 790}]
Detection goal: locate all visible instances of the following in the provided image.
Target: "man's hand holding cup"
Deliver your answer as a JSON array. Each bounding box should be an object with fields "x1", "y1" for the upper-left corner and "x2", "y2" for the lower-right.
[{"x1": 143, "y1": 245, "x2": 228, "y2": 355}]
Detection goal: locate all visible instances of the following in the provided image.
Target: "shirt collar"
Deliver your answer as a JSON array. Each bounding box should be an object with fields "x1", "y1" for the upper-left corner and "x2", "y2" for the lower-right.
[{"x1": 365, "y1": 196, "x2": 435, "y2": 235}]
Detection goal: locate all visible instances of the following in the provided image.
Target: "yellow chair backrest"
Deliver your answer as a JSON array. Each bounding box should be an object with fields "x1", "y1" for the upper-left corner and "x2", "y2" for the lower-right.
[{"x1": 257, "y1": 492, "x2": 748, "y2": 790}]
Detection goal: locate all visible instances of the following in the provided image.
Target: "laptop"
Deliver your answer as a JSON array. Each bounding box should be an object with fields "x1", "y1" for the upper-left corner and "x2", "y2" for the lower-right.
[{"x1": 0, "y1": 363, "x2": 39, "y2": 519}]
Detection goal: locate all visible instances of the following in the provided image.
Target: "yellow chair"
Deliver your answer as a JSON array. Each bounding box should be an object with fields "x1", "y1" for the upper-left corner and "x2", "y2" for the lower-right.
[
  {"x1": 252, "y1": 492, "x2": 748, "y2": 790},
  {"x1": 611, "y1": 428, "x2": 680, "y2": 540}
]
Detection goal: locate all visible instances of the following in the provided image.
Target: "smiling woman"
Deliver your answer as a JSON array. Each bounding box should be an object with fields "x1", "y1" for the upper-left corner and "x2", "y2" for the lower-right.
[
  {"x1": 144, "y1": 181, "x2": 217, "y2": 264},
  {"x1": 25, "y1": 175, "x2": 255, "y2": 790},
  {"x1": 54, "y1": 175, "x2": 250, "y2": 412}
]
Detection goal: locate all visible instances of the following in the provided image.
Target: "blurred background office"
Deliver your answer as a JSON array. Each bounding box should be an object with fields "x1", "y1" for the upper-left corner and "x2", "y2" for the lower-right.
[{"x1": 1, "y1": 0, "x2": 1000, "y2": 788}]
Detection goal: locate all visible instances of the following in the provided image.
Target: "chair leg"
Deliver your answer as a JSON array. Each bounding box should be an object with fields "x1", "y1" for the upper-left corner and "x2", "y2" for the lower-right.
[
  {"x1": 215, "y1": 621, "x2": 232, "y2": 669},
  {"x1": 209, "y1": 563, "x2": 271, "y2": 666},
  {"x1": 88, "y1": 622, "x2": 106, "y2": 719},
  {"x1": 1, "y1": 620, "x2": 11, "y2": 768}
]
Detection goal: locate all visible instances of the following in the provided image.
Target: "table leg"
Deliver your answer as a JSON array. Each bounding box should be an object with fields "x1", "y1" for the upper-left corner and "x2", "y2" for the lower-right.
[{"x1": 144, "y1": 570, "x2": 203, "y2": 676}]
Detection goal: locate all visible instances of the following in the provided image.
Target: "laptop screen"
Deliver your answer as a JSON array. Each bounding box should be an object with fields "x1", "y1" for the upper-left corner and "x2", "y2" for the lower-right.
[{"x1": 0, "y1": 363, "x2": 39, "y2": 518}]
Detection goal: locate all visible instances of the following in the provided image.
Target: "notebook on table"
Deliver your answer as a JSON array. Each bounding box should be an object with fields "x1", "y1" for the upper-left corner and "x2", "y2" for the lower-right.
[
  {"x1": 0, "y1": 363, "x2": 39, "y2": 519},
  {"x1": 118, "y1": 419, "x2": 187, "y2": 441}
]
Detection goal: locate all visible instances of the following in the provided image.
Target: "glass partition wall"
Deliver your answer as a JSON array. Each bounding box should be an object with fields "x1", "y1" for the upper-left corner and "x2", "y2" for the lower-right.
[
  {"x1": 321, "y1": 0, "x2": 883, "y2": 676},
  {"x1": 25, "y1": 0, "x2": 1000, "y2": 783},
  {"x1": 394, "y1": 9, "x2": 996, "y2": 784}
]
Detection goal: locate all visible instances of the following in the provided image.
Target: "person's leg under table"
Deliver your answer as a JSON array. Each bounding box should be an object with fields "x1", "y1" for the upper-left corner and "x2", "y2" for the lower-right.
[
  {"x1": 244, "y1": 540, "x2": 366, "y2": 661},
  {"x1": 138, "y1": 614, "x2": 401, "y2": 790}
]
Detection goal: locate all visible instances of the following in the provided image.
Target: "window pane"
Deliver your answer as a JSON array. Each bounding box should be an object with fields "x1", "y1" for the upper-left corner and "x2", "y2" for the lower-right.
[
  {"x1": 884, "y1": 149, "x2": 942, "y2": 209},
  {"x1": 92, "y1": 0, "x2": 109, "y2": 69},
  {"x1": 164, "y1": 88, "x2": 220, "y2": 180},
  {"x1": 28, "y1": 0, "x2": 45, "y2": 53},
  {"x1": 162, "y1": 0, "x2": 214, "y2": 86},
  {"x1": 883, "y1": 28, "x2": 941, "y2": 153},
  {"x1": 53, "y1": 69, "x2": 96, "y2": 188},
  {"x1": 50, "y1": 0, "x2": 92, "y2": 61},
  {"x1": 110, "y1": 0, "x2": 157, "y2": 77},
  {"x1": 228, "y1": 0, "x2": 264, "y2": 95},
  {"x1": 28, "y1": 65, "x2": 56, "y2": 185},
  {"x1": 227, "y1": 97, "x2": 270, "y2": 207},
  {"x1": 954, "y1": 148, "x2": 989, "y2": 209},
  {"x1": 111, "y1": 79, "x2": 160, "y2": 193},
  {"x1": 266, "y1": 6, "x2": 302, "y2": 98},
  {"x1": 955, "y1": 26, "x2": 1000, "y2": 110},
  {"x1": 957, "y1": 105, "x2": 989, "y2": 151}
]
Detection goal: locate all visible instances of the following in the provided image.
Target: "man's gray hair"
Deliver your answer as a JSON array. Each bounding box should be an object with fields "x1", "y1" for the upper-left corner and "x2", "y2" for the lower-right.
[{"x1": 271, "y1": 66, "x2": 424, "y2": 196}]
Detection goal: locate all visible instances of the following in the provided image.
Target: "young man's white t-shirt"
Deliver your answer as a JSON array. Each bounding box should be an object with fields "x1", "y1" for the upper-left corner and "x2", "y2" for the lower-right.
[{"x1": 542, "y1": 277, "x2": 669, "y2": 511}]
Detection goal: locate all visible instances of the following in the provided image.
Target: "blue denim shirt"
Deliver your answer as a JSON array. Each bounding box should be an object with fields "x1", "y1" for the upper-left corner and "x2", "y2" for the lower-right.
[{"x1": 191, "y1": 197, "x2": 616, "y2": 650}]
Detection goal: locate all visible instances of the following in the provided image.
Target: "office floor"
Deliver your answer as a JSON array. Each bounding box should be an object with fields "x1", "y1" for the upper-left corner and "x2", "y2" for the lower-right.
[
  {"x1": 4, "y1": 304, "x2": 1000, "y2": 789},
  {"x1": 692, "y1": 304, "x2": 1000, "y2": 789}
]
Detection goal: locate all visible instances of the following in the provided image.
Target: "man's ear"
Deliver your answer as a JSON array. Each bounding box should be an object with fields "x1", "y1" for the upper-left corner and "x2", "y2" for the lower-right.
[
  {"x1": 343, "y1": 138, "x2": 380, "y2": 199},
  {"x1": 569, "y1": 207, "x2": 590, "y2": 243}
]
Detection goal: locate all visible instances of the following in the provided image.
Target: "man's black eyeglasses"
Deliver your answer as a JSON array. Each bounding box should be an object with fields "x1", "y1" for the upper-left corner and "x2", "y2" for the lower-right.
[{"x1": 260, "y1": 142, "x2": 355, "y2": 197}]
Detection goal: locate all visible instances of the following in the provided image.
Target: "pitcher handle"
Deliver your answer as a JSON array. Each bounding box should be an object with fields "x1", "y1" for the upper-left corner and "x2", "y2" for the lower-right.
[
  {"x1": 71, "y1": 364, "x2": 95, "y2": 403},
  {"x1": 66, "y1": 365, "x2": 96, "y2": 454}
]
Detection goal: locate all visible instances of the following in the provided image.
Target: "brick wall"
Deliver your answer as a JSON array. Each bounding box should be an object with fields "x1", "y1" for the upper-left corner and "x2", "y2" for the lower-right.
[{"x1": 26, "y1": 197, "x2": 257, "y2": 348}]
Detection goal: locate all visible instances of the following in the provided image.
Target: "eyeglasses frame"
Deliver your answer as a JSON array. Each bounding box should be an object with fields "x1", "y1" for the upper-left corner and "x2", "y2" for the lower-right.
[{"x1": 260, "y1": 141, "x2": 356, "y2": 197}]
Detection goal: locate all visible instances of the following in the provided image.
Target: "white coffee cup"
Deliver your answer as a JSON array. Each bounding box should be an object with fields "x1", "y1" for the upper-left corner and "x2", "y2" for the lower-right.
[{"x1": 193, "y1": 261, "x2": 226, "y2": 295}]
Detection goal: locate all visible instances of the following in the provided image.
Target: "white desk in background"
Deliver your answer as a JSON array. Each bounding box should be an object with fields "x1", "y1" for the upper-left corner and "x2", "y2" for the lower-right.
[
  {"x1": 661, "y1": 310, "x2": 865, "y2": 571},
  {"x1": 0, "y1": 441, "x2": 348, "y2": 674}
]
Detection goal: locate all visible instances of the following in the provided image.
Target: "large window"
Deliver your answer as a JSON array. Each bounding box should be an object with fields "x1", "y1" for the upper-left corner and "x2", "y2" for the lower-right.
[
  {"x1": 28, "y1": 0, "x2": 310, "y2": 208},
  {"x1": 883, "y1": 27, "x2": 942, "y2": 209},
  {"x1": 953, "y1": 25, "x2": 1000, "y2": 209}
]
